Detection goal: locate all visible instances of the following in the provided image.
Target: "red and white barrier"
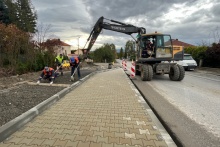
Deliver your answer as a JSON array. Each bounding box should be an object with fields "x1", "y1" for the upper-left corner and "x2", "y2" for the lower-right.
[
  {"x1": 122, "y1": 60, "x2": 127, "y2": 71},
  {"x1": 130, "y1": 62, "x2": 135, "y2": 79}
]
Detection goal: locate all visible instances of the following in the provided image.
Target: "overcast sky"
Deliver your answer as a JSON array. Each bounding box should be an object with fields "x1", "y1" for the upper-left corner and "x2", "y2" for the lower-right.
[{"x1": 32, "y1": 0, "x2": 220, "y2": 50}]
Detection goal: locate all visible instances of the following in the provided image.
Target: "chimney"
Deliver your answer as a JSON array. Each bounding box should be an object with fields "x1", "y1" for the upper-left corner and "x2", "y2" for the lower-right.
[{"x1": 176, "y1": 39, "x2": 178, "y2": 41}]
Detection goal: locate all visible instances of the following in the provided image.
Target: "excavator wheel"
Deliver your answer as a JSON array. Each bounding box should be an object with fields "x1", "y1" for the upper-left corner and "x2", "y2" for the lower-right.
[
  {"x1": 177, "y1": 65, "x2": 185, "y2": 81},
  {"x1": 147, "y1": 65, "x2": 153, "y2": 81},
  {"x1": 169, "y1": 64, "x2": 180, "y2": 81},
  {"x1": 140, "y1": 65, "x2": 153, "y2": 81},
  {"x1": 141, "y1": 65, "x2": 148, "y2": 81}
]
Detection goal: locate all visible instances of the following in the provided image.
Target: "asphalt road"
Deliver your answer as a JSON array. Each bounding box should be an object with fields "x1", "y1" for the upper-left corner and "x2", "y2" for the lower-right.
[{"x1": 117, "y1": 59, "x2": 220, "y2": 147}]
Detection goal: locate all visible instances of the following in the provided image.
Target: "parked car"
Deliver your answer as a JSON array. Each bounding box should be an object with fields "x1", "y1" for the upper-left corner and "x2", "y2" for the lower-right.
[
  {"x1": 177, "y1": 54, "x2": 197, "y2": 70},
  {"x1": 162, "y1": 54, "x2": 197, "y2": 71}
]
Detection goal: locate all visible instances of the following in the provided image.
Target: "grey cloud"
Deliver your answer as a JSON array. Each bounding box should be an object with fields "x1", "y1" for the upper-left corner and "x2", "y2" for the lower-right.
[
  {"x1": 82, "y1": 0, "x2": 187, "y2": 24},
  {"x1": 32, "y1": 0, "x2": 74, "y2": 9},
  {"x1": 32, "y1": 0, "x2": 220, "y2": 48},
  {"x1": 210, "y1": 3, "x2": 220, "y2": 20},
  {"x1": 168, "y1": 21, "x2": 219, "y2": 45},
  {"x1": 33, "y1": 0, "x2": 90, "y2": 24},
  {"x1": 37, "y1": 7, "x2": 79, "y2": 23}
]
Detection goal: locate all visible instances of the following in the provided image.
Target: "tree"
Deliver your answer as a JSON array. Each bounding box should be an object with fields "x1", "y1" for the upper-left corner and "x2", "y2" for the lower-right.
[
  {"x1": 16, "y1": 0, "x2": 37, "y2": 33},
  {"x1": 0, "y1": 23, "x2": 36, "y2": 74},
  {"x1": 93, "y1": 43, "x2": 115, "y2": 63},
  {"x1": 119, "y1": 47, "x2": 123, "y2": 59},
  {"x1": 3, "y1": 0, "x2": 37, "y2": 32},
  {"x1": 3, "y1": 0, "x2": 18, "y2": 25},
  {"x1": 124, "y1": 40, "x2": 135, "y2": 60},
  {"x1": 0, "y1": 0, "x2": 10, "y2": 24},
  {"x1": 109, "y1": 43, "x2": 117, "y2": 60},
  {"x1": 35, "y1": 23, "x2": 52, "y2": 47}
]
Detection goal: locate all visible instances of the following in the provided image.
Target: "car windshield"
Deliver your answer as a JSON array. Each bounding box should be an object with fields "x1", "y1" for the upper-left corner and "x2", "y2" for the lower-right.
[{"x1": 184, "y1": 55, "x2": 193, "y2": 60}]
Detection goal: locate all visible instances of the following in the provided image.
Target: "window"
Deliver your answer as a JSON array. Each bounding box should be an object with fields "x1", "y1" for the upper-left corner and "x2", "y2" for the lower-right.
[{"x1": 184, "y1": 55, "x2": 193, "y2": 60}]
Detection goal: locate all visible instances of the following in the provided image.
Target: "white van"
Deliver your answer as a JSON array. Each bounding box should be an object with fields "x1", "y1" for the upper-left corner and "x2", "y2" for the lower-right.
[{"x1": 177, "y1": 54, "x2": 197, "y2": 70}]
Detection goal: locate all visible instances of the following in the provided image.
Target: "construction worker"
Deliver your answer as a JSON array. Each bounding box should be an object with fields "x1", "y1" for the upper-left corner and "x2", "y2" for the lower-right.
[
  {"x1": 69, "y1": 55, "x2": 81, "y2": 81},
  {"x1": 143, "y1": 40, "x2": 154, "y2": 58},
  {"x1": 55, "y1": 54, "x2": 64, "y2": 76},
  {"x1": 37, "y1": 66, "x2": 56, "y2": 84}
]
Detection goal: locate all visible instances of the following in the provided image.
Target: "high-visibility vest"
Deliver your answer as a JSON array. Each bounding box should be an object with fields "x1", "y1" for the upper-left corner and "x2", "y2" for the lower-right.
[
  {"x1": 55, "y1": 56, "x2": 63, "y2": 63},
  {"x1": 43, "y1": 67, "x2": 54, "y2": 75},
  {"x1": 74, "y1": 56, "x2": 79, "y2": 64}
]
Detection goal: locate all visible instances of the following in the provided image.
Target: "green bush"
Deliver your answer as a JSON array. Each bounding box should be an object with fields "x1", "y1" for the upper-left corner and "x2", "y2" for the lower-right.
[
  {"x1": 184, "y1": 46, "x2": 208, "y2": 65},
  {"x1": 204, "y1": 43, "x2": 220, "y2": 67},
  {"x1": 16, "y1": 62, "x2": 29, "y2": 74}
]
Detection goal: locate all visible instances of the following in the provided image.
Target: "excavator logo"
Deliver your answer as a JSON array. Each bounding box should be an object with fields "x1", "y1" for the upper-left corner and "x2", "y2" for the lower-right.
[
  {"x1": 97, "y1": 27, "x2": 101, "y2": 32},
  {"x1": 111, "y1": 26, "x2": 126, "y2": 31}
]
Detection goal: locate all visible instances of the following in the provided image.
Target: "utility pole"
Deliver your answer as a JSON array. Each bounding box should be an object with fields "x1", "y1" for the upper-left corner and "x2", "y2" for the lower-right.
[{"x1": 78, "y1": 37, "x2": 80, "y2": 55}]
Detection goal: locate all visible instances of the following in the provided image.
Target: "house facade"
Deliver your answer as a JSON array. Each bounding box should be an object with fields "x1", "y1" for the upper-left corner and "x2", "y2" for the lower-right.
[{"x1": 53, "y1": 40, "x2": 71, "y2": 56}]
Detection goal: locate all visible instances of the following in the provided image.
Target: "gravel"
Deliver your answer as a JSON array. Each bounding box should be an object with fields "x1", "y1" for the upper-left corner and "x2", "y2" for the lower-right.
[
  {"x1": 0, "y1": 63, "x2": 98, "y2": 127},
  {"x1": 0, "y1": 84, "x2": 64, "y2": 126}
]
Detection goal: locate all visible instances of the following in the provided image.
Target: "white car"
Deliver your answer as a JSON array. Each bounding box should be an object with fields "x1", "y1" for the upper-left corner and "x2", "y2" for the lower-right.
[
  {"x1": 162, "y1": 54, "x2": 197, "y2": 71},
  {"x1": 176, "y1": 54, "x2": 197, "y2": 70}
]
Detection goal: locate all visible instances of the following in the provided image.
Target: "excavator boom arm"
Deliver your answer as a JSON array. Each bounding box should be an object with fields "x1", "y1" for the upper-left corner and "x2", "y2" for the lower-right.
[{"x1": 86, "y1": 16, "x2": 146, "y2": 53}]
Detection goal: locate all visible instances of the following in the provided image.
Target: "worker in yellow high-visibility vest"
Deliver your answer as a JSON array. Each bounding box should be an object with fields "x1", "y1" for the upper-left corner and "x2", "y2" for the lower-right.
[{"x1": 55, "y1": 54, "x2": 64, "y2": 76}]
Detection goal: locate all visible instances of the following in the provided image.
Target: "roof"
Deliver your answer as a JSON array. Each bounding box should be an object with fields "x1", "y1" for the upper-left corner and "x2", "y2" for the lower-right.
[
  {"x1": 41, "y1": 39, "x2": 71, "y2": 46},
  {"x1": 59, "y1": 41, "x2": 71, "y2": 46},
  {"x1": 172, "y1": 39, "x2": 195, "y2": 47}
]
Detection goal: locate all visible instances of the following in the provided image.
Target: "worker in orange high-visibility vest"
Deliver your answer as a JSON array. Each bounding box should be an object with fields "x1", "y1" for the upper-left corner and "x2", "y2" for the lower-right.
[
  {"x1": 37, "y1": 66, "x2": 56, "y2": 84},
  {"x1": 69, "y1": 55, "x2": 81, "y2": 81}
]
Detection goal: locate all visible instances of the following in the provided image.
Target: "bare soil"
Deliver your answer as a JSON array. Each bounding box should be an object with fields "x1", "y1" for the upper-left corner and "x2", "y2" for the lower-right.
[{"x1": 0, "y1": 62, "x2": 98, "y2": 127}]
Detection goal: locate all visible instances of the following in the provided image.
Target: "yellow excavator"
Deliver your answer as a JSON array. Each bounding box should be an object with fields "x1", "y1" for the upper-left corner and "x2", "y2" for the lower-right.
[{"x1": 85, "y1": 16, "x2": 185, "y2": 81}]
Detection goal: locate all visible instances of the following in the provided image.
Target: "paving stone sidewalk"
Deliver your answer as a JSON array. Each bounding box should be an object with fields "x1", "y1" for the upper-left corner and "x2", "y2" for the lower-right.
[{"x1": 0, "y1": 69, "x2": 175, "y2": 147}]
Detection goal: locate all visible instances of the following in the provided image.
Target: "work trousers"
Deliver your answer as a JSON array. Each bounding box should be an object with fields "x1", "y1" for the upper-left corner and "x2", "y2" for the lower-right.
[{"x1": 71, "y1": 65, "x2": 81, "y2": 79}]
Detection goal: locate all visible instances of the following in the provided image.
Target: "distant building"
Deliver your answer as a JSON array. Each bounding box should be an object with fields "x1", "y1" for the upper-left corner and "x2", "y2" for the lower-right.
[
  {"x1": 69, "y1": 49, "x2": 88, "y2": 57},
  {"x1": 53, "y1": 39, "x2": 71, "y2": 56},
  {"x1": 172, "y1": 39, "x2": 195, "y2": 47},
  {"x1": 40, "y1": 39, "x2": 71, "y2": 56}
]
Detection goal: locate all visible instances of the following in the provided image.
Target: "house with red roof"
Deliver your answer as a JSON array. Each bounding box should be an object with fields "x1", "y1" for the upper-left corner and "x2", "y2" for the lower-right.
[
  {"x1": 53, "y1": 39, "x2": 71, "y2": 56},
  {"x1": 171, "y1": 39, "x2": 195, "y2": 56},
  {"x1": 40, "y1": 39, "x2": 72, "y2": 56},
  {"x1": 172, "y1": 39, "x2": 195, "y2": 47}
]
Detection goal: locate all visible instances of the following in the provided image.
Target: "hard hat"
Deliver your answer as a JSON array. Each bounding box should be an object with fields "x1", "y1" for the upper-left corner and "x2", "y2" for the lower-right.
[{"x1": 44, "y1": 66, "x2": 49, "y2": 72}]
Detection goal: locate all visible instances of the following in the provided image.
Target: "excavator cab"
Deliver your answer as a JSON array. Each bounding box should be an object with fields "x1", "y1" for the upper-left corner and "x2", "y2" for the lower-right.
[{"x1": 138, "y1": 33, "x2": 173, "y2": 60}]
